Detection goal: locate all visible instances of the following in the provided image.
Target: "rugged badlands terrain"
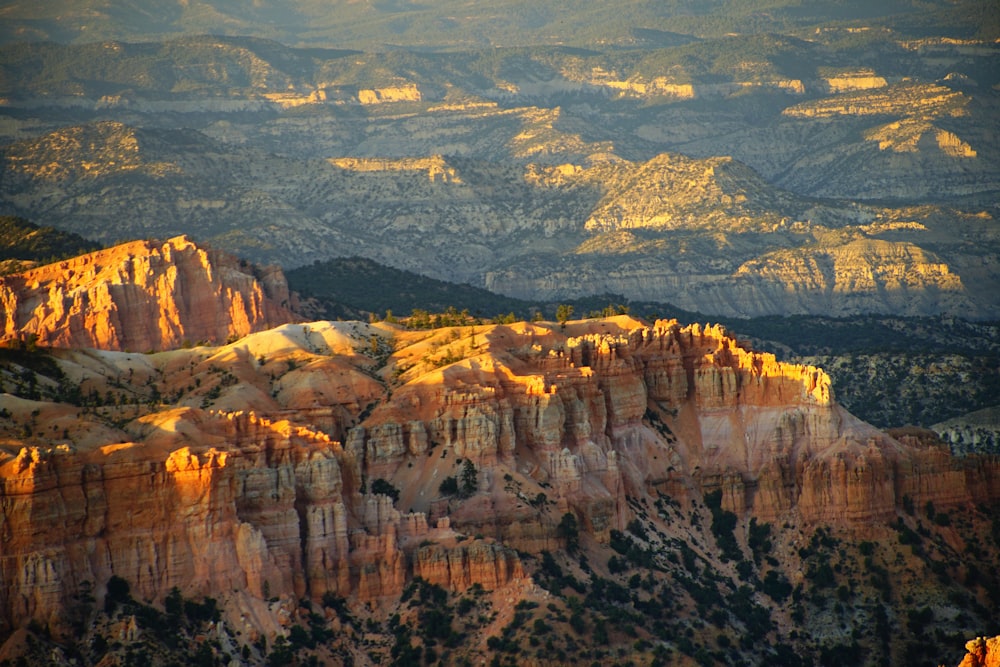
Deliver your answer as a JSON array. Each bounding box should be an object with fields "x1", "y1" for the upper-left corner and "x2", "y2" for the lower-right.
[
  {"x1": 1, "y1": 27, "x2": 998, "y2": 320},
  {"x1": 0, "y1": 240, "x2": 998, "y2": 666}
]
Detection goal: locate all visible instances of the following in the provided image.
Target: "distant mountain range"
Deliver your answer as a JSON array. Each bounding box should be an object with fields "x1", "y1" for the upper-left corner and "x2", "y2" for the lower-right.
[
  {"x1": 1, "y1": 8, "x2": 997, "y2": 431},
  {"x1": 0, "y1": 6, "x2": 997, "y2": 315},
  {"x1": 2, "y1": 115, "x2": 997, "y2": 318},
  {"x1": 2, "y1": 0, "x2": 996, "y2": 49}
]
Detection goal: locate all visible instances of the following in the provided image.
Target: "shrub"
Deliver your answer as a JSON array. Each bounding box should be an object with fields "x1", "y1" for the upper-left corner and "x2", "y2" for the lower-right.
[
  {"x1": 762, "y1": 570, "x2": 793, "y2": 603},
  {"x1": 896, "y1": 521, "x2": 921, "y2": 546},
  {"x1": 106, "y1": 576, "x2": 130, "y2": 603},
  {"x1": 105, "y1": 575, "x2": 131, "y2": 613},
  {"x1": 609, "y1": 530, "x2": 631, "y2": 555},
  {"x1": 906, "y1": 607, "x2": 934, "y2": 634},
  {"x1": 748, "y1": 519, "x2": 773, "y2": 564},
  {"x1": 626, "y1": 518, "x2": 647, "y2": 540},
  {"x1": 184, "y1": 597, "x2": 220, "y2": 623},
  {"x1": 371, "y1": 478, "x2": 400, "y2": 502},
  {"x1": 805, "y1": 562, "x2": 836, "y2": 589},
  {"x1": 288, "y1": 624, "x2": 314, "y2": 650},
  {"x1": 439, "y1": 476, "x2": 459, "y2": 495},
  {"x1": 164, "y1": 587, "x2": 183, "y2": 617},
  {"x1": 703, "y1": 490, "x2": 741, "y2": 562}
]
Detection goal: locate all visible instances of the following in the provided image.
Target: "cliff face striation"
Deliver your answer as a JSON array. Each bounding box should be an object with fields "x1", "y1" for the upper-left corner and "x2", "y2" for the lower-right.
[
  {"x1": 0, "y1": 236, "x2": 299, "y2": 351},
  {"x1": 0, "y1": 408, "x2": 523, "y2": 636},
  {"x1": 2, "y1": 313, "x2": 998, "y2": 649}
]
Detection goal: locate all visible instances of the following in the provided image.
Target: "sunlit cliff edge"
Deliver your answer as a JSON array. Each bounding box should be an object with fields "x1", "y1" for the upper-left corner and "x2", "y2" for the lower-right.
[
  {"x1": 0, "y1": 236, "x2": 299, "y2": 351},
  {"x1": 958, "y1": 636, "x2": 1000, "y2": 667},
  {"x1": 1, "y1": 309, "x2": 998, "y2": 661},
  {"x1": 0, "y1": 241, "x2": 997, "y2": 664}
]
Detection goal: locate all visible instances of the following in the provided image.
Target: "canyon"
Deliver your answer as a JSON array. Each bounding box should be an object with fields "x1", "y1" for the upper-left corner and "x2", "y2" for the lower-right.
[
  {"x1": 0, "y1": 3, "x2": 997, "y2": 664},
  {"x1": 2, "y1": 122, "x2": 996, "y2": 320},
  {"x1": 0, "y1": 29, "x2": 997, "y2": 321},
  {"x1": 0, "y1": 239, "x2": 998, "y2": 665}
]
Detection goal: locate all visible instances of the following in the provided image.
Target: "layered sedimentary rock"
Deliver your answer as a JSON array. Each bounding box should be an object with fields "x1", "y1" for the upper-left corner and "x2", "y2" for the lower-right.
[
  {"x1": 7, "y1": 117, "x2": 998, "y2": 320},
  {"x1": 412, "y1": 542, "x2": 524, "y2": 592},
  {"x1": 340, "y1": 316, "x2": 999, "y2": 534},
  {"x1": 0, "y1": 236, "x2": 298, "y2": 351},
  {"x1": 357, "y1": 84, "x2": 423, "y2": 104},
  {"x1": 1, "y1": 314, "x2": 998, "y2": 641},
  {"x1": 0, "y1": 408, "x2": 523, "y2": 638}
]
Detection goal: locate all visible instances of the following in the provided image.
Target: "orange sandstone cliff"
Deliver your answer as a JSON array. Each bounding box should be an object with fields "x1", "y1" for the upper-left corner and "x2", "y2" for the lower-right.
[
  {"x1": 959, "y1": 636, "x2": 1000, "y2": 667},
  {"x1": 0, "y1": 235, "x2": 299, "y2": 351},
  {"x1": 1, "y1": 314, "x2": 998, "y2": 645}
]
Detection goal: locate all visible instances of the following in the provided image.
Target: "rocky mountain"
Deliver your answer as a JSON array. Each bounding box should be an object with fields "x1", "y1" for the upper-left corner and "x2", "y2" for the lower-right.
[
  {"x1": 958, "y1": 636, "x2": 1000, "y2": 667},
  {"x1": 2, "y1": 119, "x2": 997, "y2": 319},
  {"x1": 1, "y1": 22, "x2": 998, "y2": 322},
  {"x1": 285, "y1": 254, "x2": 1000, "y2": 431},
  {"x1": 0, "y1": 250, "x2": 998, "y2": 664},
  {"x1": 0, "y1": 235, "x2": 298, "y2": 351},
  {"x1": 1, "y1": 2, "x2": 998, "y2": 665}
]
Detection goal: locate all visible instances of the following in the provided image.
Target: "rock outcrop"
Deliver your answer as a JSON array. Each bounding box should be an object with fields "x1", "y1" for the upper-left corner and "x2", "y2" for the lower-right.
[
  {"x1": 357, "y1": 84, "x2": 423, "y2": 104},
  {"x1": 1, "y1": 314, "x2": 998, "y2": 643},
  {"x1": 934, "y1": 406, "x2": 1000, "y2": 457},
  {"x1": 0, "y1": 236, "x2": 299, "y2": 351},
  {"x1": 0, "y1": 408, "x2": 524, "y2": 637},
  {"x1": 958, "y1": 636, "x2": 1000, "y2": 667}
]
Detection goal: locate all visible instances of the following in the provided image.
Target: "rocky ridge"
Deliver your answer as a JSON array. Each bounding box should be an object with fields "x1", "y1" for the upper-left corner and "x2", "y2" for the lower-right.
[
  {"x1": 934, "y1": 406, "x2": 1000, "y2": 457},
  {"x1": 1, "y1": 306, "x2": 998, "y2": 662},
  {"x1": 1, "y1": 30, "x2": 998, "y2": 321},
  {"x1": 5, "y1": 122, "x2": 996, "y2": 319},
  {"x1": 0, "y1": 235, "x2": 298, "y2": 351}
]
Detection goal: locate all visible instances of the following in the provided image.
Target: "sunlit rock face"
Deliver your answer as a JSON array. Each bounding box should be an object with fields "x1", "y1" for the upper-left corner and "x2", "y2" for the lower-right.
[
  {"x1": 1, "y1": 314, "x2": 998, "y2": 640},
  {"x1": 0, "y1": 235, "x2": 299, "y2": 351},
  {"x1": 0, "y1": 408, "x2": 523, "y2": 636},
  {"x1": 958, "y1": 636, "x2": 1000, "y2": 667}
]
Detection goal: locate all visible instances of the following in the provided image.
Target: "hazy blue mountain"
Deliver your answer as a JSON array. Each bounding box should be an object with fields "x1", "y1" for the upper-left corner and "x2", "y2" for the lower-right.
[{"x1": 0, "y1": 0, "x2": 996, "y2": 49}]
